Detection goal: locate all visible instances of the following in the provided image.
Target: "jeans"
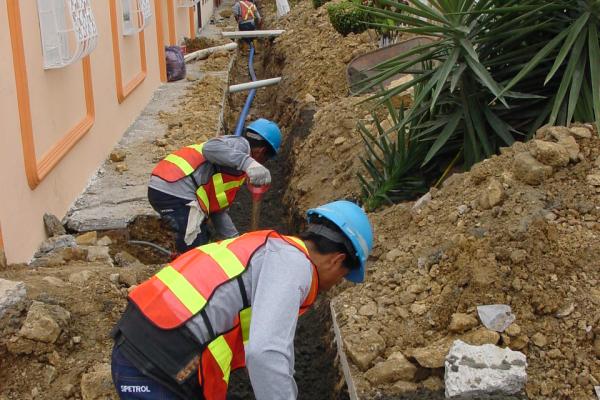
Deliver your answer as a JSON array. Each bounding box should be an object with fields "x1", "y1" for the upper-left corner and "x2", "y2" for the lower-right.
[
  {"x1": 147, "y1": 188, "x2": 209, "y2": 253},
  {"x1": 238, "y1": 21, "x2": 256, "y2": 44},
  {"x1": 111, "y1": 345, "x2": 181, "y2": 400}
]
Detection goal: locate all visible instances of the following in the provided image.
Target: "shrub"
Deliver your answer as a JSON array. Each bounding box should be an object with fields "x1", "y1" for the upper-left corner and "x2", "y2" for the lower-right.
[
  {"x1": 312, "y1": 0, "x2": 331, "y2": 9},
  {"x1": 327, "y1": 1, "x2": 370, "y2": 36}
]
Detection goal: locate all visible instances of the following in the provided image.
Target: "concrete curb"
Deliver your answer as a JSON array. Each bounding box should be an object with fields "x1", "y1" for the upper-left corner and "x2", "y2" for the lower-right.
[{"x1": 330, "y1": 302, "x2": 359, "y2": 400}]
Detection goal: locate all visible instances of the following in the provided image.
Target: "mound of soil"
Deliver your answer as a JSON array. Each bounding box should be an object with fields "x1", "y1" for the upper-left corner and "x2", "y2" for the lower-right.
[{"x1": 329, "y1": 125, "x2": 600, "y2": 399}]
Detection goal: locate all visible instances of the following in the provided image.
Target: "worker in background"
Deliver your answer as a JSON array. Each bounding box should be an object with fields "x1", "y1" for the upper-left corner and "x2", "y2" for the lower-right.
[
  {"x1": 148, "y1": 118, "x2": 281, "y2": 253},
  {"x1": 232, "y1": 0, "x2": 261, "y2": 47},
  {"x1": 111, "y1": 200, "x2": 373, "y2": 400}
]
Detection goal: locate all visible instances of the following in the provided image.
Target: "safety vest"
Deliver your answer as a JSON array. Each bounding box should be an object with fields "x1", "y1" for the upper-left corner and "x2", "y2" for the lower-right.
[
  {"x1": 128, "y1": 231, "x2": 319, "y2": 400},
  {"x1": 151, "y1": 143, "x2": 246, "y2": 215},
  {"x1": 239, "y1": 0, "x2": 256, "y2": 22}
]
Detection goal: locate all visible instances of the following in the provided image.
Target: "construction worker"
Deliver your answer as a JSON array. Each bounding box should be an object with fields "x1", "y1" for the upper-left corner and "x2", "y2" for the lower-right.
[
  {"x1": 110, "y1": 200, "x2": 373, "y2": 399},
  {"x1": 148, "y1": 118, "x2": 281, "y2": 253},
  {"x1": 232, "y1": 0, "x2": 261, "y2": 45}
]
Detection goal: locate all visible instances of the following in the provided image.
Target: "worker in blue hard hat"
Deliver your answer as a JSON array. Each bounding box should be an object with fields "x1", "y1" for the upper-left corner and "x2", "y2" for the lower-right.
[
  {"x1": 148, "y1": 118, "x2": 282, "y2": 253},
  {"x1": 110, "y1": 199, "x2": 373, "y2": 399}
]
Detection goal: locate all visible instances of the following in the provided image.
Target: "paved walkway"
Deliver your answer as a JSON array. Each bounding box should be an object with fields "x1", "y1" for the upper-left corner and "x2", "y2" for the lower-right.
[{"x1": 65, "y1": 2, "x2": 236, "y2": 232}]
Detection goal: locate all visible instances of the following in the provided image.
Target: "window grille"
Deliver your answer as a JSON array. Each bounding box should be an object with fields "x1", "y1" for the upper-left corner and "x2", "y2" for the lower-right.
[
  {"x1": 37, "y1": 0, "x2": 98, "y2": 69},
  {"x1": 122, "y1": 0, "x2": 153, "y2": 36},
  {"x1": 177, "y1": 0, "x2": 200, "y2": 7}
]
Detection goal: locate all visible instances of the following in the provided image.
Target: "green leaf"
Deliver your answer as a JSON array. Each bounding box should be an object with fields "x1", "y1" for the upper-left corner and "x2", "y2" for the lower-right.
[
  {"x1": 422, "y1": 111, "x2": 462, "y2": 165},
  {"x1": 545, "y1": 12, "x2": 590, "y2": 84},
  {"x1": 588, "y1": 23, "x2": 600, "y2": 129},
  {"x1": 464, "y1": 55, "x2": 508, "y2": 107}
]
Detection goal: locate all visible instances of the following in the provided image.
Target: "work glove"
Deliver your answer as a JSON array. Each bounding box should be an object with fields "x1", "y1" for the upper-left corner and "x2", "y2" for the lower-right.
[{"x1": 245, "y1": 160, "x2": 271, "y2": 186}]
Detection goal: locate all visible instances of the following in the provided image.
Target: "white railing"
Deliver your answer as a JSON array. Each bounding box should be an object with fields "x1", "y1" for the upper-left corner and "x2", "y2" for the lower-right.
[
  {"x1": 37, "y1": 0, "x2": 98, "y2": 69},
  {"x1": 122, "y1": 0, "x2": 153, "y2": 36}
]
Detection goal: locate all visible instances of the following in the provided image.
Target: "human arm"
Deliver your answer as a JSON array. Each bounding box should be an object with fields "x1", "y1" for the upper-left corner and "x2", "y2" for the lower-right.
[
  {"x1": 232, "y1": 2, "x2": 241, "y2": 22},
  {"x1": 210, "y1": 211, "x2": 238, "y2": 238},
  {"x1": 245, "y1": 243, "x2": 313, "y2": 400},
  {"x1": 202, "y1": 136, "x2": 253, "y2": 171}
]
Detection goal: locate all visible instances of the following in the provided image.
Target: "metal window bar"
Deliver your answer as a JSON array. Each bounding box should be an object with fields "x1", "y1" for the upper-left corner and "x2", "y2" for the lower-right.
[
  {"x1": 177, "y1": 0, "x2": 200, "y2": 7},
  {"x1": 122, "y1": 0, "x2": 153, "y2": 36},
  {"x1": 37, "y1": 0, "x2": 98, "y2": 69}
]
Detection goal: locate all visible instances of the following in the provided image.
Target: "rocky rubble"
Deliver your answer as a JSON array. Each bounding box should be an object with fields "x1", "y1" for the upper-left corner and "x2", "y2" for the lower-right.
[{"x1": 325, "y1": 125, "x2": 600, "y2": 399}]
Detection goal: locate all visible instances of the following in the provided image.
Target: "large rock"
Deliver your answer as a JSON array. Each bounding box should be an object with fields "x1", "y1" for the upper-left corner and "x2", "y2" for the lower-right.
[
  {"x1": 37, "y1": 235, "x2": 76, "y2": 255},
  {"x1": 364, "y1": 352, "x2": 417, "y2": 384},
  {"x1": 43, "y1": 213, "x2": 66, "y2": 237},
  {"x1": 19, "y1": 301, "x2": 70, "y2": 343},
  {"x1": 76, "y1": 231, "x2": 98, "y2": 246},
  {"x1": 513, "y1": 152, "x2": 553, "y2": 186},
  {"x1": 529, "y1": 140, "x2": 570, "y2": 167},
  {"x1": 444, "y1": 340, "x2": 527, "y2": 398},
  {"x1": 81, "y1": 363, "x2": 114, "y2": 400},
  {"x1": 0, "y1": 278, "x2": 26, "y2": 318},
  {"x1": 344, "y1": 330, "x2": 386, "y2": 371}
]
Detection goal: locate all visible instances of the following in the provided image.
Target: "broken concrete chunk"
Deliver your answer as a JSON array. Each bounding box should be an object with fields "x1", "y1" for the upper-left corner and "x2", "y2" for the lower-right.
[
  {"x1": 81, "y1": 363, "x2": 114, "y2": 400},
  {"x1": 76, "y1": 231, "x2": 97, "y2": 246},
  {"x1": 513, "y1": 152, "x2": 553, "y2": 186},
  {"x1": 43, "y1": 213, "x2": 66, "y2": 237},
  {"x1": 19, "y1": 301, "x2": 70, "y2": 343},
  {"x1": 444, "y1": 340, "x2": 527, "y2": 398},
  {"x1": 344, "y1": 330, "x2": 386, "y2": 371},
  {"x1": 364, "y1": 352, "x2": 417, "y2": 384},
  {"x1": 37, "y1": 235, "x2": 76, "y2": 255},
  {"x1": 477, "y1": 304, "x2": 516, "y2": 332},
  {"x1": 448, "y1": 313, "x2": 479, "y2": 333},
  {"x1": 0, "y1": 278, "x2": 26, "y2": 318}
]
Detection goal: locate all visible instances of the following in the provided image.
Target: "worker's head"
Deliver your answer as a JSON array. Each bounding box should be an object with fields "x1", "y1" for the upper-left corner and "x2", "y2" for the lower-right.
[
  {"x1": 301, "y1": 200, "x2": 373, "y2": 291},
  {"x1": 244, "y1": 119, "x2": 282, "y2": 163}
]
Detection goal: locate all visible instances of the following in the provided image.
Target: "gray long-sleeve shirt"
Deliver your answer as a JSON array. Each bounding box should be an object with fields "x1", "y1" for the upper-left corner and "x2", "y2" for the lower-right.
[
  {"x1": 184, "y1": 237, "x2": 314, "y2": 399},
  {"x1": 148, "y1": 136, "x2": 255, "y2": 237}
]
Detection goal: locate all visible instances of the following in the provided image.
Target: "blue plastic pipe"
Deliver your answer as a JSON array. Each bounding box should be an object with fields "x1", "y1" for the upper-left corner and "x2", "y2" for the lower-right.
[{"x1": 234, "y1": 43, "x2": 257, "y2": 136}]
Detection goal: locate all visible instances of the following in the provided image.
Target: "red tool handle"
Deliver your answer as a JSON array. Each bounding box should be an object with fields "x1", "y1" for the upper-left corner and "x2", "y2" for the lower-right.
[{"x1": 247, "y1": 183, "x2": 271, "y2": 201}]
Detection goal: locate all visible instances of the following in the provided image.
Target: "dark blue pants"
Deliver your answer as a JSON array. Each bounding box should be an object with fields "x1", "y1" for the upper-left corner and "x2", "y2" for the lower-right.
[
  {"x1": 238, "y1": 21, "x2": 256, "y2": 44},
  {"x1": 111, "y1": 345, "x2": 180, "y2": 399},
  {"x1": 147, "y1": 188, "x2": 209, "y2": 253}
]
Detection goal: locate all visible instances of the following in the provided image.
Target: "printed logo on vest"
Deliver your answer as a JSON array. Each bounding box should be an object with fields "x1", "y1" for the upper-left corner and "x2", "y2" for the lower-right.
[{"x1": 120, "y1": 385, "x2": 151, "y2": 393}]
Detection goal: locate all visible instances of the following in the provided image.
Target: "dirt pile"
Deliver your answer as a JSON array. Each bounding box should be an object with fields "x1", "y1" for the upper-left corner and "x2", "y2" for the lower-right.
[{"x1": 327, "y1": 125, "x2": 600, "y2": 399}]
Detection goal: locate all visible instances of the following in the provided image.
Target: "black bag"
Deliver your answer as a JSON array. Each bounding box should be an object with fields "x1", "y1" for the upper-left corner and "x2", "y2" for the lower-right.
[{"x1": 165, "y1": 46, "x2": 186, "y2": 82}]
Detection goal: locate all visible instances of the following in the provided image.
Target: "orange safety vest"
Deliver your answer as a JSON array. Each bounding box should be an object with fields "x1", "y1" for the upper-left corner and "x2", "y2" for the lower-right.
[
  {"x1": 128, "y1": 231, "x2": 319, "y2": 400},
  {"x1": 151, "y1": 143, "x2": 246, "y2": 215},
  {"x1": 239, "y1": 0, "x2": 256, "y2": 22}
]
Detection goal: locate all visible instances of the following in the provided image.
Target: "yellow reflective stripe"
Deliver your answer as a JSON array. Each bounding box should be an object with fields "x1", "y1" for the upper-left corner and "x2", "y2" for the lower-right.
[
  {"x1": 240, "y1": 308, "x2": 252, "y2": 345},
  {"x1": 208, "y1": 336, "x2": 233, "y2": 383},
  {"x1": 201, "y1": 241, "x2": 244, "y2": 278},
  {"x1": 222, "y1": 179, "x2": 245, "y2": 191},
  {"x1": 186, "y1": 143, "x2": 204, "y2": 154},
  {"x1": 196, "y1": 186, "x2": 210, "y2": 211},
  {"x1": 156, "y1": 266, "x2": 207, "y2": 314},
  {"x1": 164, "y1": 154, "x2": 194, "y2": 176},
  {"x1": 285, "y1": 236, "x2": 308, "y2": 253},
  {"x1": 212, "y1": 174, "x2": 230, "y2": 208}
]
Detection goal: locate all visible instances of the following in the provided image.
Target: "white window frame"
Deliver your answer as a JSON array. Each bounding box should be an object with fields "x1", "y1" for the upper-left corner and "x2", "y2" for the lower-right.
[
  {"x1": 36, "y1": 0, "x2": 98, "y2": 70},
  {"x1": 177, "y1": 0, "x2": 200, "y2": 7},
  {"x1": 122, "y1": 0, "x2": 153, "y2": 36}
]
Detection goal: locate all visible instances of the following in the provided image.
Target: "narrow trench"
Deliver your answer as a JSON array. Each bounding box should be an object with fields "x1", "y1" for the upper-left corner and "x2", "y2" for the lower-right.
[{"x1": 105, "y1": 42, "x2": 349, "y2": 399}]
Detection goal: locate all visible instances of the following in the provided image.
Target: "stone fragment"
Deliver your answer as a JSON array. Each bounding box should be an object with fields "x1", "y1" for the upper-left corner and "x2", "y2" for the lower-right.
[
  {"x1": 60, "y1": 246, "x2": 88, "y2": 262},
  {"x1": 513, "y1": 152, "x2": 553, "y2": 186},
  {"x1": 555, "y1": 302, "x2": 574, "y2": 318},
  {"x1": 510, "y1": 249, "x2": 527, "y2": 264},
  {"x1": 0, "y1": 278, "x2": 26, "y2": 318},
  {"x1": 42, "y1": 276, "x2": 67, "y2": 287},
  {"x1": 118, "y1": 270, "x2": 139, "y2": 287},
  {"x1": 43, "y1": 213, "x2": 66, "y2": 237},
  {"x1": 304, "y1": 93, "x2": 316, "y2": 104},
  {"x1": 44, "y1": 365, "x2": 57, "y2": 384},
  {"x1": 410, "y1": 303, "x2": 428, "y2": 316},
  {"x1": 29, "y1": 253, "x2": 66, "y2": 268},
  {"x1": 109, "y1": 273, "x2": 120, "y2": 284},
  {"x1": 114, "y1": 251, "x2": 143, "y2": 268},
  {"x1": 364, "y1": 352, "x2": 417, "y2": 384},
  {"x1": 529, "y1": 140, "x2": 569, "y2": 167},
  {"x1": 557, "y1": 135, "x2": 580, "y2": 161},
  {"x1": 412, "y1": 192, "x2": 432, "y2": 213},
  {"x1": 19, "y1": 301, "x2": 70, "y2": 343},
  {"x1": 155, "y1": 138, "x2": 168, "y2": 147},
  {"x1": 85, "y1": 246, "x2": 112, "y2": 264},
  {"x1": 115, "y1": 163, "x2": 129, "y2": 173},
  {"x1": 81, "y1": 363, "x2": 114, "y2": 400},
  {"x1": 37, "y1": 235, "x2": 76, "y2": 255},
  {"x1": 63, "y1": 384, "x2": 75, "y2": 397},
  {"x1": 385, "y1": 248, "x2": 403, "y2": 262},
  {"x1": 569, "y1": 126, "x2": 592, "y2": 138},
  {"x1": 508, "y1": 334, "x2": 529, "y2": 351},
  {"x1": 76, "y1": 231, "x2": 97, "y2": 246},
  {"x1": 334, "y1": 137, "x2": 346, "y2": 145},
  {"x1": 444, "y1": 340, "x2": 527, "y2": 398},
  {"x1": 391, "y1": 381, "x2": 418, "y2": 394},
  {"x1": 68, "y1": 270, "x2": 92, "y2": 285},
  {"x1": 587, "y1": 174, "x2": 600, "y2": 186},
  {"x1": 461, "y1": 328, "x2": 501, "y2": 346},
  {"x1": 406, "y1": 338, "x2": 453, "y2": 368},
  {"x1": 505, "y1": 323, "x2": 521, "y2": 337},
  {"x1": 96, "y1": 236, "x2": 113, "y2": 246},
  {"x1": 477, "y1": 304, "x2": 516, "y2": 332},
  {"x1": 449, "y1": 313, "x2": 479, "y2": 333},
  {"x1": 422, "y1": 376, "x2": 444, "y2": 392},
  {"x1": 358, "y1": 302, "x2": 377, "y2": 316},
  {"x1": 531, "y1": 332, "x2": 547, "y2": 347},
  {"x1": 109, "y1": 149, "x2": 126, "y2": 162},
  {"x1": 344, "y1": 330, "x2": 386, "y2": 371},
  {"x1": 479, "y1": 178, "x2": 505, "y2": 209}
]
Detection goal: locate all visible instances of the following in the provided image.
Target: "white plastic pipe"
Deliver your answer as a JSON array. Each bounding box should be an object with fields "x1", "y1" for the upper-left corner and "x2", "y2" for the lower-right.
[
  {"x1": 184, "y1": 42, "x2": 238, "y2": 63},
  {"x1": 221, "y1": 30, "x2": 285, "y2": 39},
  {"x1": 228, "y1": 77, "x2": 282, "y2": 93}
]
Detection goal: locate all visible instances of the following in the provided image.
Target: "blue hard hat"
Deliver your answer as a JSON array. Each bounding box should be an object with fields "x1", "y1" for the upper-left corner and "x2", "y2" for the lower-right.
[
  {"x1": 246, "y1": 118, "x2": 282, "y2": 156},
  {"x1": 306, "y1": 200, "x2": 373, "y2": 283}
]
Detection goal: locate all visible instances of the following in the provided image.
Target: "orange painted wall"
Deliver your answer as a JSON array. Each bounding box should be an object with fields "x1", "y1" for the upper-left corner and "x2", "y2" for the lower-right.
[{"x1": 0, "y1": 1, "x2": 174, "y2": 263}]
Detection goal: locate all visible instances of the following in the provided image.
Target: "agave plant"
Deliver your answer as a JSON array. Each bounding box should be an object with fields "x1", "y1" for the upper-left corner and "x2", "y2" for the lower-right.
[{"x1": 355, "y1": 0, "x2": 600, "y2": 209}]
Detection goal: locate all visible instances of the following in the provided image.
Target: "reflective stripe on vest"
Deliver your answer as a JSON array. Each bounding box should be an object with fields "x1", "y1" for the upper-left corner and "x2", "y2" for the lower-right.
[
  {"x1": 195, "y1": 173, "x2": 246, "y2": 215},
  {"x1": 240, "y1": 1, "x2": 255, "y2": 21},
  {"x1": 151, "y1": 143, "x2": 205, "y2": 182}
]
